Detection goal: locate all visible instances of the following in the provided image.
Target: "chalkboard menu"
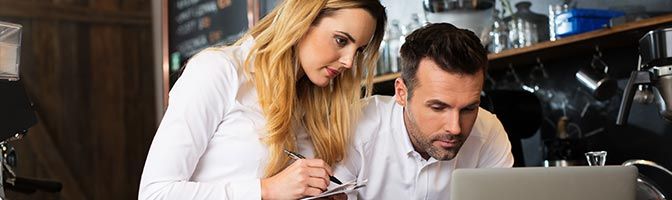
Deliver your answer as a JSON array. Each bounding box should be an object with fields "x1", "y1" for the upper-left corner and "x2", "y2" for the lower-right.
[
  {"x1": 166, "y1": 0, "x2": 279, "y2": 86},
  {"x1": 168, "y1": 0, "x2": 248, "y2": 75}
]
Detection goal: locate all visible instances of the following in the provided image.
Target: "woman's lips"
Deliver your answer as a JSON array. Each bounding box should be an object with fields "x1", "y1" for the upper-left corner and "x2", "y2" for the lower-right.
[{"x1": 326, "y1": 68, "x2": 340, "y2": 78}]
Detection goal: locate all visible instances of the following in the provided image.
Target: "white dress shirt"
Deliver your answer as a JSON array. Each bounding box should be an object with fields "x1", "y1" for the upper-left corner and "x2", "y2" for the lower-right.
[
  {"x1": 334, "y1": 95, "x2": 514, "y2": 200},
  {"x1": 139, "y1": 39, "x2": 316, "y2": 200}
]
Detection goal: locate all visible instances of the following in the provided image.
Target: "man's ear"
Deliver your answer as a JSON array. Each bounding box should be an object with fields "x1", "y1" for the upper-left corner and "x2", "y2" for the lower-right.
[{"x1": 395, "y1": 78, "x2": 408, "y2": 107}]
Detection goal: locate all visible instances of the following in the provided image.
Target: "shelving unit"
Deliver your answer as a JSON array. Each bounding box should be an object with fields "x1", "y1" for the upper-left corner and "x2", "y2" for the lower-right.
[{"x1": 372, "y1": 13, "x2": 672, "y2": 85}]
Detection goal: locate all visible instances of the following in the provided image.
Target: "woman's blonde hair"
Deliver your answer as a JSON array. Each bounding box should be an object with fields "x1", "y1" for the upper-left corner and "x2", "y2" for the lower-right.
[{"x1": 236, "y1": 0, "x2": 386, "y2": 177}]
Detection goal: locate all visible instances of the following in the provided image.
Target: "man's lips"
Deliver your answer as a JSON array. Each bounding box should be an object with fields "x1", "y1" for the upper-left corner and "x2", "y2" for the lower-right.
[{"x1": 435, "y1": 139, "x2": 459, "y2": 148}]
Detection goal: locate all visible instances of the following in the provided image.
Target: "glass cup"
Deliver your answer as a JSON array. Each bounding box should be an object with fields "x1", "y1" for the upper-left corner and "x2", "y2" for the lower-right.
[{"x1": 585, "y1": 151, "x2": 607, "y2": 166}]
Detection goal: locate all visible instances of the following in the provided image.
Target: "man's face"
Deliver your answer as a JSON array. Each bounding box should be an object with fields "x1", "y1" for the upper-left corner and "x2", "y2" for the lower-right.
[{"x1": 395, "y1": 58, "x2": 483, "y2": 160}]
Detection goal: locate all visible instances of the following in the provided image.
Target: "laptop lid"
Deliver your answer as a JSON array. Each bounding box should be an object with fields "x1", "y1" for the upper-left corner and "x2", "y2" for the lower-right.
[{"x1": 450, "y1": 166, "x2": 638, "y2": 200}]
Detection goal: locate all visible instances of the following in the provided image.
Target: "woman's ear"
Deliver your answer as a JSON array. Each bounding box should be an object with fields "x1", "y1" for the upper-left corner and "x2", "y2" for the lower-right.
[{"x1": 394, "y1": 78, "x2": 407, "y2": 106}]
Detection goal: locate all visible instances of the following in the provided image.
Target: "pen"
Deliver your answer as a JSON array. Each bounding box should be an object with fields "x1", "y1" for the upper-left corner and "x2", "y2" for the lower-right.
[{"x1": 283, "y1": 149, "x2": 343, "y2": 185}]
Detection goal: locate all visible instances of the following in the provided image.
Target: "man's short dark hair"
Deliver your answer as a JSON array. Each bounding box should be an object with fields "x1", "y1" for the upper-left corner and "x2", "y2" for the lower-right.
[{"x1": 399, "y1": 23, "x2": 488, "y2": 99}]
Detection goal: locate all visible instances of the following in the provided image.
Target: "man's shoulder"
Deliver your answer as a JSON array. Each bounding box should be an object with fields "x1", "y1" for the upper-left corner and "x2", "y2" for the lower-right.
[
  {"x1": 471, "y1": 107, "x2": 504, "y2": 138},
  {"x1": 361, "y1": 95, "x2": 397, "y2": 113},
  {"x1": 353, "y1": 95, "x2": 398, "y2": 145}
]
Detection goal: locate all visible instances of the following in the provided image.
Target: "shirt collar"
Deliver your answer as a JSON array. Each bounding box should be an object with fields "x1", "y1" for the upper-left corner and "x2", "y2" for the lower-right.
[
  {"x1": 391, "y1": 97, "x2": 446, "y2": 164},
  {"x1": 391, "y1": 97, "x2": 418, "y2": 156},
  {"x1": 239, "y1": 36, "x2": 256, "y2": 73}
]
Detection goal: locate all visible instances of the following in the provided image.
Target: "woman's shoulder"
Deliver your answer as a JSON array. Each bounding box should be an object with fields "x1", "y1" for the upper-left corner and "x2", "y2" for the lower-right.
[
  {"x1": 187, "y1": 46, "x2": 244, "y2": 72},
  {"x1": 184, "y1": 42, "x2": 256, "y2": 83}
]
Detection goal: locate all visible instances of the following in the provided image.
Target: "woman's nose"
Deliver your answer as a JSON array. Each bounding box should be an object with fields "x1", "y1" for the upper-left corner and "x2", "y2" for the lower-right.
[{"x1": 339, "y1": 51, "x2": 355, "y2": 69}]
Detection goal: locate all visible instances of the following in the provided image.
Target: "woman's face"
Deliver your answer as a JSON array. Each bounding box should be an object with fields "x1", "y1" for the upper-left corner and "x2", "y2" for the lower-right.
[{"x1": 296, "y1": 8, "x2": 377, "y2": 87}]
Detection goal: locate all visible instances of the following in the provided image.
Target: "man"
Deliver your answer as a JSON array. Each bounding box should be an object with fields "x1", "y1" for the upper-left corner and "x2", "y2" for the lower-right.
[{"x1": 334, "y1": 23, "x2": 513, "y2": 199}]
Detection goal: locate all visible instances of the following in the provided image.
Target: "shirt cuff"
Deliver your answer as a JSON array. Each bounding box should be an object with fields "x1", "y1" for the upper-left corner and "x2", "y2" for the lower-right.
[{"x1": 227, "y1": 178, "x2": 261, "y2": 200}]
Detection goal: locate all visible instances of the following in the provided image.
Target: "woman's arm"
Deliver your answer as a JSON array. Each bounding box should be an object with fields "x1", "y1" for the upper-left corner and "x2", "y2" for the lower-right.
[{"x1": 138, "y1": 51, "x2": 258, "y2": 200}]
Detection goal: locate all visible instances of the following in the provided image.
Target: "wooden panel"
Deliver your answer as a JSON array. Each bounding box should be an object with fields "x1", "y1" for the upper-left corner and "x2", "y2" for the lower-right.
[
  {"x1": 0, "y1": 0, "x2": 156, "y2": 199},
  {"x1": 0, "y1": 0, "x2": 150, "y2": 25},
  {"x1": 120, "y1": 26, "x2": 157, "y2": 199},
  {"x1": 90, "y1": 25, "x2": 127, "y2": 200}
]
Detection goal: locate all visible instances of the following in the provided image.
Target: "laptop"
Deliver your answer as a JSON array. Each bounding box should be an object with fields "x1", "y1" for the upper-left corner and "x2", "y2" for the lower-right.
[{"x1": 450, "y1": 166, "x2": 638, "y2": 200}]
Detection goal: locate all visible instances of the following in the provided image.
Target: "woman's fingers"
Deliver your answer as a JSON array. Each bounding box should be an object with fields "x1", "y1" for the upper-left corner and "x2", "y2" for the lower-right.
[
  {"x1": 306, "y1": 176, "x2": 329, "y2": 191},
  {"x1": 303, "y1": 159, "x2": 333, "y2": 175},
  {"x1": 302, "y1": 186, "x2": 324, "y2": 197}
]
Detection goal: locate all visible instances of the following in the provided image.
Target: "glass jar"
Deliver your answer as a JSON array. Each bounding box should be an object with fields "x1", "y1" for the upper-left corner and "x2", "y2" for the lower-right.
[{"x1": 504, "y1": 1, "x2": 550, "y2": 45}]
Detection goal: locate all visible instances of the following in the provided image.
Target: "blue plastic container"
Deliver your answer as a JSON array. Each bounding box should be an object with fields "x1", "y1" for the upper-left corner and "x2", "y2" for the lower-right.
[{"x1": 555, "y1": 9, "x2": 624, "y2": 37}]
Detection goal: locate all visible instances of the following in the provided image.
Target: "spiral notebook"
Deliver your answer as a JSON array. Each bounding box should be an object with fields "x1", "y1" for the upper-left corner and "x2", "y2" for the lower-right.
[{"x1": 300, "y1": 179, "x2": 367, "y2": 200}]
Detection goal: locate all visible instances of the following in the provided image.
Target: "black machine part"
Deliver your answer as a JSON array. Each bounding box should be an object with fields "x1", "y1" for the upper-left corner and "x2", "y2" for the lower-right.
[{"x1": 0, "y1": 80, "x2": 36, "y2": 141}]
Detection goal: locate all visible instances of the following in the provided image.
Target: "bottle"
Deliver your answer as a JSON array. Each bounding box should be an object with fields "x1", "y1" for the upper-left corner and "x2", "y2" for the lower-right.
[
  {"x1": 377, "y1": 36, "x2": 388, "y2": 75},
  {"x1": 549, "y1": 0, "x2": 576, "y2": 40},
  {"x1": 385, "y1": 20, "x2": 403, "y2": 73},
  {"x1": 403, "y1": 13, "x2": 424, "y2": 36},
  {"x1": 488, "y1": 9, "x2": 509, "y2": 53}
]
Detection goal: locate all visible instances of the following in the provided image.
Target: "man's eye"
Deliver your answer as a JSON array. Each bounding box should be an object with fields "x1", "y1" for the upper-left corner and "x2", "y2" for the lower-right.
[
  {"x1": 430, "y1": 106, "x2": 444, "y2": 112},
  {"x1": 461, "y1": 107, "x2": 478, "y2": 112}
]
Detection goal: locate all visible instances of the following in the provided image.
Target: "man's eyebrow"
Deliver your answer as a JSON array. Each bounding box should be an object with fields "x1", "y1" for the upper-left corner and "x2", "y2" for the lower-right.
[
  {"x1": 425, "y1": 99, "x2": 481, "y2": 108},
  {"x1": 425, "y1": 99, "x2": 449, "y2": 107}
]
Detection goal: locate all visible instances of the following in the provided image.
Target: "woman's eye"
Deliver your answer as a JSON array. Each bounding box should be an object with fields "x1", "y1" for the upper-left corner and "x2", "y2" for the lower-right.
[{"x1": 335, "y1": 36, "x2": 348, "y2": 47}]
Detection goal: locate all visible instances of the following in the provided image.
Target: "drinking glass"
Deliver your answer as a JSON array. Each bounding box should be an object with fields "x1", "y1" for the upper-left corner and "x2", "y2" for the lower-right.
[{"x1": 585, "y1": 151, "x2": 607, "y2": 166}]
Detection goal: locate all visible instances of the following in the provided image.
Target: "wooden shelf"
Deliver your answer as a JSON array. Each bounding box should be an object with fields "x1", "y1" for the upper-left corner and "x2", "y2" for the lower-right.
[
  {"x1": 372, "y1": 72, "x2": 401, "y2": 84},
  {"x1": 372, "y1": 13, "x2": 672, "y2": 84},
  {"x1": 489, "y1": 13, "x2": 672, "y2": 69}
]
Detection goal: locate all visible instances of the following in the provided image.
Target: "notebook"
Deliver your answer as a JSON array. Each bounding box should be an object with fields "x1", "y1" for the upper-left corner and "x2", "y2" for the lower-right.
[
  {"x1": 450, "y1": 166, "x2": 638, "y2": 200},
  {"x1": 300, "y1": 179, "x2": 367, "y2": 200}
]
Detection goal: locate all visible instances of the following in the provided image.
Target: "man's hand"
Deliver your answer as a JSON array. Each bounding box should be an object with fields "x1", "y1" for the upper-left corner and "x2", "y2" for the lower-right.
[{"x1": 260, "y1": 159, "x2": 333, "y2": 200}]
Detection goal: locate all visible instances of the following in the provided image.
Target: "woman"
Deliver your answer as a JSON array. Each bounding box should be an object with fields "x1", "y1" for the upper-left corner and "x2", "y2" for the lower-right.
[{"x1": 139, "y1": 0, "x2": 386, "y2": 199}]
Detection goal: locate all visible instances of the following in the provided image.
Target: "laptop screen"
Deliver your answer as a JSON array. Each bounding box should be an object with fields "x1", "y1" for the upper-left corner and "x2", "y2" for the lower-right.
[{"x1": 450, "y1": 166, "x2": 637, "y2": 200}]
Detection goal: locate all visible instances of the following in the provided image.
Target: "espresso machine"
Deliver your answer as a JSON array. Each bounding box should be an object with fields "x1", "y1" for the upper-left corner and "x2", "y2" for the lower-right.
[
  {"x1": 1, "y1": 21, "x2": 62, "y2": 199},
  {"x1": 617, "y1": 27, "x2": 672, "y2": 125}
]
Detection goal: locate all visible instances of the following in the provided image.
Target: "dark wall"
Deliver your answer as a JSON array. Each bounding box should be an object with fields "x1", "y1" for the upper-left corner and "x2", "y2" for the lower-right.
[
  {"x1": 1, "y1": 0, "x2": 156, "y2": 199},
  {"x1": 490, "y1": 44, "x2": 672, "y2": 194}
]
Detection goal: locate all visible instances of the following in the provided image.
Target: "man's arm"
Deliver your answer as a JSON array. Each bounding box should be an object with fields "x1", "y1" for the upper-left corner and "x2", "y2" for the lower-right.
[{"x1": 477, "y1": 114, "x2": 515, "y2": 168}]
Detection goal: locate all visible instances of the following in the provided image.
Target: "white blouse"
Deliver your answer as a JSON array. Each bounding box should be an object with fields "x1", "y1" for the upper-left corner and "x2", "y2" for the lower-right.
[{"x1": 139, "y1": 39, "x2": 315, "y2": 200}]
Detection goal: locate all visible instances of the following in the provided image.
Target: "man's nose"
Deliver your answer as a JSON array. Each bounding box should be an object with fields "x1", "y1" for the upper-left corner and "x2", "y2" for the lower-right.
[{"x1": 443, "y1": 111, "x2": 461, "y2": 135}]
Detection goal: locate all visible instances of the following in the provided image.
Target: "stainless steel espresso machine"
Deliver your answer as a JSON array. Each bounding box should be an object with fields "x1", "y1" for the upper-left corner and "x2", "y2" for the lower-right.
[
  {"x1": 616, "y1": 26, "x2": 672, "y2": 200},
  {"x1": 1, "y1": 21, "x2": 61, "y2": 199},
  {"x1": 618, "y1": 27, "x2": 672, "y2": 125}
]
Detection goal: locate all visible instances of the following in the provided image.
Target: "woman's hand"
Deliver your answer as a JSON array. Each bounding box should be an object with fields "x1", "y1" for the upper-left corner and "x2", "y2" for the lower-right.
[{"x1": 261, "y1": 159, "x2": 333, "y2": 200}]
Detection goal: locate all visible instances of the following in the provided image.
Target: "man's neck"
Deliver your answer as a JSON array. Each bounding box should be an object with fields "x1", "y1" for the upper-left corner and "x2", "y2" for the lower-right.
[{"x1": 403, "y1": 108, "x2": 431, "y2": 161}]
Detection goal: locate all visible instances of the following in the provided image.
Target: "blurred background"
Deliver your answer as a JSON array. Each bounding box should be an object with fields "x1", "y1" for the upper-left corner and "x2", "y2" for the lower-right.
[{"x1": 1, "y1": 0, "x2": 672, "y2": 199}]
